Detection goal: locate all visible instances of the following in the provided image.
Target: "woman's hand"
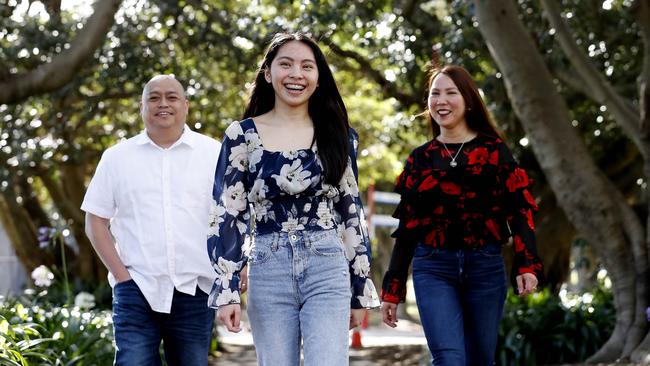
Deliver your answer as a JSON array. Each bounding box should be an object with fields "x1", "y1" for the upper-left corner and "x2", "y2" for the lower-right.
[
  {"x1": 516, "y1": 273, "x2": 538, "y2": 297},
  {"x1": 217, "y1": 304, "x2": 242, "y2": 333},
  {"x1": 381, "y1": 301, "x2": 399, "y2": 328},
  {"x1": 350, "y1": 308, "x2": 367, "y2": 329}
]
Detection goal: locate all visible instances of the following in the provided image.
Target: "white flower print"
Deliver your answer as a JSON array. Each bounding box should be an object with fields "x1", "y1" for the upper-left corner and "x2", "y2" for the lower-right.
[
  {"x1": 272, "y1": 159, "x2": 313, "y2": 195},
  {"x1": 245, "y1": 130, "x2": 263, "y2": 171},
  {"x1": 352, "y1": 254, "x2": 370, "y2": 277},
  {"x1": 248, "y1": 179, "x2": 267, "y2": 203},
  {"x1": 207, "y1": 199, "x2": 225, "y2": 238},
  {"x1": 316, "y1": 201, "x2": 335, "y2": 229},
  {"x1": 225, "y1": 122, "x2": 243, "y2": 140},
  {"x1": 216, "y1": 288, "x2": 241, "y2": 306},
  {"x1": 357, "y1": 280, "x2": 380, "y2": 308},
  {"x1": 341, "y1": 226, "x2": 365, "y2": 260},
  {"x1": 282, "y1": 150, "x2": 301, "y2": 160},
  {"x1": 214, "y1": 257, "x2": 242, "y2": 289},
  {"x1": 338, "y1": 164, "x2": 359, "y2": 197},
  {"x1": 223, "y1": 182, "x2": 247, "y2": 216},
  {"x1": 229, "y1": 143, "x2": 248, "y2": 172},
  {"x1": 281, "y1": 217, "x2": 305, "y2": 232}
]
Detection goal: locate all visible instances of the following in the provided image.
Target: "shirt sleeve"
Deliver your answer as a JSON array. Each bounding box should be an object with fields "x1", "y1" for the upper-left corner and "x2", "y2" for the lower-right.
[
  {"x1": 207, "y1": 122, "x2": 251, "y2": 309},
  {"x1": 81, "y1": 148, "x2": 116, "y2": 219},
  {"x1": 381, "y1": 153, "x2": 417, "y2": 304},
  {"x1": 496, "y1": 142, "x2": 544, "y2": 291},
  {"x1": 334, "y1": 128, "x2": 380, "y2": 309}
]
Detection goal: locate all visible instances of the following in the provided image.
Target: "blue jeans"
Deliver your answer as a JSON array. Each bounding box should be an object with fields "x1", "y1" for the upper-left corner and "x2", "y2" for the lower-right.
[
  {"x1": 247, "y1": 229, "x2": 351, "y2": 366},
  {"x1": 412, "y1": 244, "x2": 507, "y2": 366},
  {"x1": 112, "y1": 280, "x2": 215, "y2": 366}
]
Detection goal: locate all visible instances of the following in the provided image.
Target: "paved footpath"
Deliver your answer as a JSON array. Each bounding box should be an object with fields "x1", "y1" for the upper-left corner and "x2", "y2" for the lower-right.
[{"x1": 209, "y1": 311, "x2": 430, "y2": 365}]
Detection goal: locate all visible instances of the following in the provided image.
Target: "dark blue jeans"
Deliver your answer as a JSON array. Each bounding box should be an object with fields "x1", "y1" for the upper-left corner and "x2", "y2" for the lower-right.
[
  {"x1": 412, "y1": 244, "x2": 507, "y2": 366},
  {"x1": 112, "y1": 280, "x2": 215, "y2": 366}
]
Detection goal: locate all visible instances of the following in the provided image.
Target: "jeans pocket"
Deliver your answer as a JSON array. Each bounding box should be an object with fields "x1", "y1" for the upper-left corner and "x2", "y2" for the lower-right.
[
  {"x1": 249, "y1": 245, "x2": 271, "y2": 265},
  {"x1": 309, "y1": 233, "x2": 344, "y2": 257}
]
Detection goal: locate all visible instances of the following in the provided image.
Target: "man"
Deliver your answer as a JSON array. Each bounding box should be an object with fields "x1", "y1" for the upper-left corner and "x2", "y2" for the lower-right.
[{"x1": 82, "y1": 75, "x2": 220, "y2": 365}]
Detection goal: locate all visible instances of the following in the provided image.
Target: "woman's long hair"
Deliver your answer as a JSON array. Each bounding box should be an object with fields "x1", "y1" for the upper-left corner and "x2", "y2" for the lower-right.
[
  {"x1": 424, "y1": 64, "x2": 500, "y2": 138},
  {"x1": 243, "y1": 32, "x2": 349, "y2": 185}
]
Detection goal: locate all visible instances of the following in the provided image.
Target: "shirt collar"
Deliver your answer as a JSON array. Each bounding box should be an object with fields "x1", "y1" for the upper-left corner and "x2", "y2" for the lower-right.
[{"x1": 136, "y1": 124, "x2": 196, "y2": 149}]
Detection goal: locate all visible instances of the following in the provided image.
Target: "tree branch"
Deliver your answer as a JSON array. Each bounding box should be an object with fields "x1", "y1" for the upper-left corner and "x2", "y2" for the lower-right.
[
  {"x1": 541, "y1": 0, "x2": 642, "y2": 150},
  {"x1": 632, "y1": 0, "x2": 650, "y2": 138},
  {"x1": 0, "y1": 0, "x2": 123, "y2": 104},
  {"x1": 322, "y1": 37, "x2": 421, "y2": 107}
]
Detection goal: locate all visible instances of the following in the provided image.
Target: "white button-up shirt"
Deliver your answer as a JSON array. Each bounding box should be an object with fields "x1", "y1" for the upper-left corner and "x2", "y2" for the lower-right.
[{"x1": 81, "y1": 125, "x2": 220, "y2": 313}]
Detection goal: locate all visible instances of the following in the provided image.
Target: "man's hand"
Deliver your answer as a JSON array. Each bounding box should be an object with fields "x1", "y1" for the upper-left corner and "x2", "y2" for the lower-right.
[
  {"x1": 381, "y1": 302, "x2": 399, "y2": 328},
  {"x1": 217, "y1": 304, "x2": 242, "y2": 333}
]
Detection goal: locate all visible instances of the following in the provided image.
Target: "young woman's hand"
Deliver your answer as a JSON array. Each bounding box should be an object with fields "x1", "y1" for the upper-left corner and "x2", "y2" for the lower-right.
[
  {"x1": 350, "y1": 308, "x2": 367, "y2": 329},
  {"x1": 217, "y1": 304, "x2": 242, "y2": 333},
  {"x1": 516, "y1": 273, "x2": 538, "y2": 297},
  {"x1": 381, "y1": 301, "x2": 399, "y2": 328}
]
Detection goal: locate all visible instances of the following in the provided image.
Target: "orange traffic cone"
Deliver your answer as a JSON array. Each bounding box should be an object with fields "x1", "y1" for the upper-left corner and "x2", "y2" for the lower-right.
[
  {"x1": 350, "y1": 328, "x2": 363, "y2": 349},
  {"x1": 350, "y1": 312, "x2": 368, "y2": 349}
]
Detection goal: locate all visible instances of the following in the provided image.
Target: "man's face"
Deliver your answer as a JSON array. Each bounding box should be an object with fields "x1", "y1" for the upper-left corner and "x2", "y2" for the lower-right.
[{"x1": 140, "y1": 76, "x2": 188, "y2": 133}]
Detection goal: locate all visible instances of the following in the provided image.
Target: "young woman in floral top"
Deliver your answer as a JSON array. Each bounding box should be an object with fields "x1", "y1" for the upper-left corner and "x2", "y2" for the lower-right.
[
  {"x1": 208, "y1": 32, "x2": 379, "y2": 366},
  {"x1": 380, "y1": 64, "x2": 543, "y2": 365}
]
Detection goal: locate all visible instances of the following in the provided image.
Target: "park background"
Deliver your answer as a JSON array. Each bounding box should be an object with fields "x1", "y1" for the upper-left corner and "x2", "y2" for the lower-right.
[{"x1": 0, "y1": 0, "x2": 649, "y2": 364}]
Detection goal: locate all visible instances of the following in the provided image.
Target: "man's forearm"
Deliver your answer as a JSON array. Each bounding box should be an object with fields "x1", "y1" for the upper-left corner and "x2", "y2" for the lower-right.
[{"x1": 85, "y1": 213, "x2": 131, "y2": 282}]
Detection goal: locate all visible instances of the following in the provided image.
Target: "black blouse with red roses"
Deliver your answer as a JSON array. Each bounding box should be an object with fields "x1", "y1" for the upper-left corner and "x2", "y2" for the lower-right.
[{"x1": 381, "y1": 133, "x2": 544, "y2": 304}]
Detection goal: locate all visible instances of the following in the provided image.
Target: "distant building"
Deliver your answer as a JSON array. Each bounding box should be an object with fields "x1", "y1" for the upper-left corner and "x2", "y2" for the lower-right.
[{"x1": 0, "y1": 223, "x2": 27, "y2": 296}]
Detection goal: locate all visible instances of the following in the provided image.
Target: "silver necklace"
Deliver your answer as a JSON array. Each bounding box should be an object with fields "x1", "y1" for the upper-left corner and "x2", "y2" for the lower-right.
[{"x1": 441, "y1": 136, "x2": 468, "y2": 168}]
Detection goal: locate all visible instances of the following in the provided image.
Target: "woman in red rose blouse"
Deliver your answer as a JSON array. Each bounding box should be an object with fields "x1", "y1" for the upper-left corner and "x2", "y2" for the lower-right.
[{"x1": 380, "y1": 64, "x2": 543, "y2": 366}]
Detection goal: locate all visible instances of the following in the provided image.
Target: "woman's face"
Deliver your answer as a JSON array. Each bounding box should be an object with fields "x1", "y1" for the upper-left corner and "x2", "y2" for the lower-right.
[
  {"x1": 428, "y1": 73, "x2": 468, "y2": 131},
  {"x1": 265, "y1": 40, "x2": 319, "y2": 109}
]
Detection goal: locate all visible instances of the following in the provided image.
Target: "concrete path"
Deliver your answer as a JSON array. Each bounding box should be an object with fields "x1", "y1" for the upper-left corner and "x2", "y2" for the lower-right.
[{"x1": 209, "y1": 311, "x2": 430, "y2": 365}]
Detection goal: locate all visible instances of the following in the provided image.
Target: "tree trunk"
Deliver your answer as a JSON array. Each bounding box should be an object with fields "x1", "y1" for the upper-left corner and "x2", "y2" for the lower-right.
[
  {"x1": 472, "y1": 0, "x2": 647, "y2": 361},
  {"x1": 38, "y1": 163, "x2": 105, "y2": 282},
  {"x1": 0, "y1": 190, "x2": 55, "y2": 273}
]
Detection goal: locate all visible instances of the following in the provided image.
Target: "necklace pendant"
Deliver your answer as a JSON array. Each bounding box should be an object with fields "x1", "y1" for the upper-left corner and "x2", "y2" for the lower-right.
[{"x1": 450, "y1": 160, "x2": 458, "y2": 167}]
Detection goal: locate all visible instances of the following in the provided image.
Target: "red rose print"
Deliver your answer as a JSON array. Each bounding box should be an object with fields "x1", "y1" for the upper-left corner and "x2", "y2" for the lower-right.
[
  {"x1": 486, "y1": 219, "x2": 501, "y2": 240},
  {"x1": 418, "y1": 175, "x2": 438, "y2": 192},
  {"x1": 440, "y1": 182, "x2": 461, "y2": 195},
  {"x1": 513, "y1": 235, "x2": 525, "y2": 252},
  {"x1": 467, "y1": 147, "x2": 489, "y2": 165},
  {"x1": 506, "y1": 167, "x2": 530, "y2": 192},
  {"x1": 489, "y1": 150, "x2": 499, "y2": 165},
  {"x1": 523, "y1": 190, "x2": 538, "y2": 210}
]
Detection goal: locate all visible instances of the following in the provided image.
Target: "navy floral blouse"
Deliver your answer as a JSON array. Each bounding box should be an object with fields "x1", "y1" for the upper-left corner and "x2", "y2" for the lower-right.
[
  {"x1": 381, "y1": 133, "x2": 544, "y2": 304},
  {"x1": 207, "y1": 118, "x2": 380, "y2": 309}
]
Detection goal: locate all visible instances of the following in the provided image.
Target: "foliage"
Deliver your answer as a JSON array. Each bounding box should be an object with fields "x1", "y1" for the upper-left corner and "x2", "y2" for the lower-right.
[
  {"x1": 497, "y1": 285, "x2": 615, "y2": 365},
  {"x1": 0, "y1": 290, "x2": 114, "y2": 366}
]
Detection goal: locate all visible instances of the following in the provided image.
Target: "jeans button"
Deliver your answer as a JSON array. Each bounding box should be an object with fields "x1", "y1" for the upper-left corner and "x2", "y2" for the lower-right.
[{"x1": 290, "y1": 234, "x2": 297, "y2": 241}]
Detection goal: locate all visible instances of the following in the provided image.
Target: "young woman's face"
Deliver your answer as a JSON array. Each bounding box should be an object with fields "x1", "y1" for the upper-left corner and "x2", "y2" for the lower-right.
[
  {"x1": 428, "y1": 73, "x2": 468, "y2": 131},
  {"x1": 265, "y1": 40, "x2": 319, "y2": 109}
]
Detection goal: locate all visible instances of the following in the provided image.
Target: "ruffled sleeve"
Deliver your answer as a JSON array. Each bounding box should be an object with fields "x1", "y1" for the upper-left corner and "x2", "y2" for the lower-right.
[
  {"x1": 207, "y1": 121, "x2": 251, "y2": 309},
  {"x1": 381, "y1": 153, "x2": 418, "y2": 304},
  {"x1": 334, "y1": 128, "x2": 380, "y2": 309},
  {"x1": 496, "y1": 141, "x2": 544, "y2": 291}
]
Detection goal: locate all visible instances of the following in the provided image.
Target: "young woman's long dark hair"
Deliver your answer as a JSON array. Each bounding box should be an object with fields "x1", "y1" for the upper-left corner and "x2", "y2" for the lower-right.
[
  {"x1": 243, "y1": 32, "x2": 349, "y2": 186},
  {"x1": 424, "y1": 64, "x2": 500, "y2": 138}
]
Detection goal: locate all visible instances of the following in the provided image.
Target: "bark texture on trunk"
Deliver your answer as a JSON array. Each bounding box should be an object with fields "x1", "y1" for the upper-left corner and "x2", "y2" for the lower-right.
[{"x1": 473, "y1": 0, "x2": 648, "y2": 361}]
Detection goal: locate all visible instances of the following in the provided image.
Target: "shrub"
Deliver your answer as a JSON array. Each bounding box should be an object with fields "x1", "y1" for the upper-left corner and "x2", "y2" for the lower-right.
[
  {"x1": 497, "y1": 284, "x2": 615, "y2": 365},
  {"x1": 0, "y1": 290, "x2": 114, "y2": 365}
]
